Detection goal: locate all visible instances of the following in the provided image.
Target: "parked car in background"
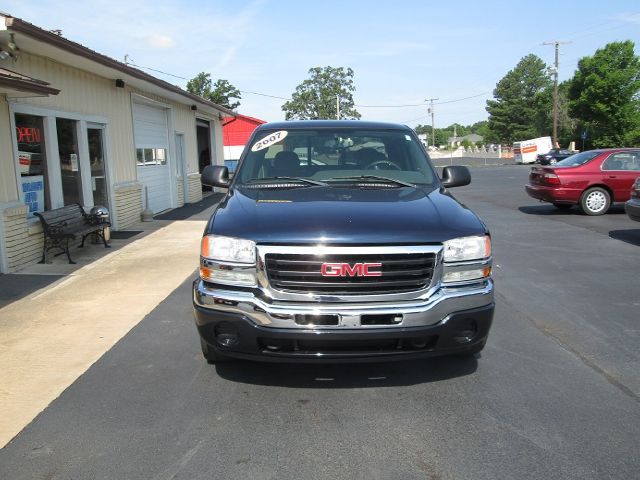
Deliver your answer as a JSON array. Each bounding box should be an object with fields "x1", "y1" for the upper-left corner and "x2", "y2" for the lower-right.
[
  {"x1": 625, "y1": 177, "x2": 640, "y2": 222},
  {"x1": 513, "y1": 136, "x2": 553, "y2": 164},
  {"x1": 525, "y1": 148, "x2": 640, "y2": 215},
  {"x1": 536, "y1": 148, "x2": 573, "y2": 165}
]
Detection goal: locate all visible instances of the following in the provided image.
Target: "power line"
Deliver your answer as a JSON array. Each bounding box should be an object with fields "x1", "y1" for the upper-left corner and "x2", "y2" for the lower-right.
[
  {"x1": 239, "y1": 90, "x2": 290, "y2": 101},
  {"x1": 123, "y1": 60, "x2": 493, "y2": 111},
  {"x1": 435, "y1": 91, "x2": 492, "y2": 105},
  {"x1": 402, "y1": 114, "x2": 431, "y2": 124},
  {"x1": 127, "y1": 61, "x2": 190, "y2": 80},
  {"x1": 356, "y1": 101, "x2": 427, "y2": 108}
]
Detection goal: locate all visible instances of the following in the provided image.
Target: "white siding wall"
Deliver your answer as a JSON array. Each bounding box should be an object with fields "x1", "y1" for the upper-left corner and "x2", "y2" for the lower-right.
[
  {"x1": 0, "y1": 50, "x2": 226, "y2": 272},
  {"x1": 6, "y1": 51, "x2": 220, "y2": 187},
  {"x1": 0, "y1": 96, "x2": 17, "y2": 203}
]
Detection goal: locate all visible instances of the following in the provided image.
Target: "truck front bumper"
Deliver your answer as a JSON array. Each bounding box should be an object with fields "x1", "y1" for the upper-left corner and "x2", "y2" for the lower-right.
[{"x1": 193, "y1": 279, "x2": 494, "y2": 362}]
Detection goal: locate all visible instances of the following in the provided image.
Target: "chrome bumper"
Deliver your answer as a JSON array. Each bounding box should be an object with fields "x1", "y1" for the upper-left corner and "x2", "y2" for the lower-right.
[{"x1": 193, "y1": 278, "x2": 494, "y2": 329}]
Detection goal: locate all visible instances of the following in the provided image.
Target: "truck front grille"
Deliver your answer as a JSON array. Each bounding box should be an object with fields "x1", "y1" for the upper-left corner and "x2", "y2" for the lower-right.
[{"x1": 264, "y1": 252, "x2": 436, "y2": 294}]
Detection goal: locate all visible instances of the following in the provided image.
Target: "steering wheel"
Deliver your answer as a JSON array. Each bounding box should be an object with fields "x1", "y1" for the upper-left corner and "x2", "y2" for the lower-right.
[{"x1": 365, "y1": 160, "x2": 402, "y2": 170}]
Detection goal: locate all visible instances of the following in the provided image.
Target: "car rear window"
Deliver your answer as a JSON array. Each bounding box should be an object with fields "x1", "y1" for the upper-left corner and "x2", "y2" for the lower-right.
[{"x1": 555, "y1": 151, "x2": 600, "y2": 167}]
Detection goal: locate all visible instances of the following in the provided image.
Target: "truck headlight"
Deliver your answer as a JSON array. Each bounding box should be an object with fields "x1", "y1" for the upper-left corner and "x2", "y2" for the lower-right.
[
  {"x1": 443, "y1": 235, "x2": 491, "y2": 262},
  {"x1": 201, "y1": 235, "x2": 256, "y2": 264},
  {"x1": 200, "y1": 235, "x2": 257, "y2": 286},
  {"x1": 442, "y1": 267, "x2": 491, "y2": 283}
]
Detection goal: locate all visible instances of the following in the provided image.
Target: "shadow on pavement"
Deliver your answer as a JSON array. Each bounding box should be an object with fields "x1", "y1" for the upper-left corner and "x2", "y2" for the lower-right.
[
  {"x1": 518, "y1": 205, "x2": 627, "y2": 216},
  {"x1": 154, "y1": 193, "x2": 224, "y2": 221},
  {"x1": 214, "y1": 355, "x2": 478, "y2": 388},
  {"x1": 0, "y1": 274, "x2": 65, "y2": 309},
  {"x1": 609, "y1": 229, "x2": 640, "y2": 247},
  {"x1": 518, "y1": 205, "x2": 576, "y2": 215}
]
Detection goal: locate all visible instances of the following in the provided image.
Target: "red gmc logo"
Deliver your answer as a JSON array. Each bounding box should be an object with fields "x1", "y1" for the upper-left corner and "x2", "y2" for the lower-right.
[{"x1": 321, "y1": 262, "x2": 382, "y2": 277}]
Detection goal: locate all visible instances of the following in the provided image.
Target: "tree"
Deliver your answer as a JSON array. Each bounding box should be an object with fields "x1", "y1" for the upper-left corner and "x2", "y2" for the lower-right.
[
  {"x1": 568, "y1": 40, "x2": 640, "y2": 148},
  {"x1": 282, "y1": 66, "x2": 360, "y2": 120},
  {"x1": 186, "y1": 72, "x2": 241, "y2": 110},
  {"x1": 209, "y1": 79, "x2": 241, "y2": 110},
  {"x1": 485, "y1": 54, "x2": 553, "y2": 144}
]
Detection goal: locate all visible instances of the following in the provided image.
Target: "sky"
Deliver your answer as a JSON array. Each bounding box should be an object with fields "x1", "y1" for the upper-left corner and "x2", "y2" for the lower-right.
[{"x1": 2, "y1": 0, "x2": 640, "y2": 128}]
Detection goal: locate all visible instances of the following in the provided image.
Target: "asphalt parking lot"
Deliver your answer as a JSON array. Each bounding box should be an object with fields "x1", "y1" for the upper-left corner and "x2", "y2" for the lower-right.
[{"x1": 1, "y1": 166, "x2": 639, "y2": 480}]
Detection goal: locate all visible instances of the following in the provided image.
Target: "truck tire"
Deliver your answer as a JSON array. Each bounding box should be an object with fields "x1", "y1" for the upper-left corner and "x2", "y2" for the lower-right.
[
  {"x1": 200, "y1": 338, "x2": 231, "y2": 364},
  {"x1": 580, "y1": 187, "x2": 610, "y2": 216}
]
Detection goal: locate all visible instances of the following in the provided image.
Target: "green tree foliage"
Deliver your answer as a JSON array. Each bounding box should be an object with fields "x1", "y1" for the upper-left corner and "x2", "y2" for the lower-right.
[
  {"x1": 415, "y1": 122, "x2": 489, "y2": 147},
  {"x1": 485, "y1": 54, "x2": 553, "y2": 144},
  {"x1": 568, "y1": 40, "x2": 640, "y2": 147},
  {"x1": 186, "y1": 73, "x2": 241, "y2": 110},
  {"x1": 282, "y1": 66, "x2": 361, "y2": 120}
]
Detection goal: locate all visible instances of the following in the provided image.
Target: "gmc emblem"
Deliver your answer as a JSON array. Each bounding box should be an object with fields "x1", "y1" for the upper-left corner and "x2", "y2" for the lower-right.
[{"x1": 321, "y1": 262, "x2": 382, "y2": 277}]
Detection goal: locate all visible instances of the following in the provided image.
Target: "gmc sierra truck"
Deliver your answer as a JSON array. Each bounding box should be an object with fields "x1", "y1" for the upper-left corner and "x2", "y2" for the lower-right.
[{"x1": 193, "y1": 120, "x2": 494, "y2": 363}]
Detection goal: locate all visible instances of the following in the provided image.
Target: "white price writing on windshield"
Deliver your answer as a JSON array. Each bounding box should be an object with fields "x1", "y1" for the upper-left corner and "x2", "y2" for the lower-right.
[{"x1": 251, "y1": 130, "x2": 288, "y2": 152}]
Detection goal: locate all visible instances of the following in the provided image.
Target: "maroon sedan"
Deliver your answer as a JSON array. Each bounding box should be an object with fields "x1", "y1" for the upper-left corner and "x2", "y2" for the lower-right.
[{"x1": 525, "y1": 148, "x2": 640, "y2": 215}]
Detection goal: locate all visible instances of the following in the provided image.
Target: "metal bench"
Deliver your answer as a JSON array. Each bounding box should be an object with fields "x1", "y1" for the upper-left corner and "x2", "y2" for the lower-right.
[{"x1": 34, "y1": 203, "x2": 111, "y2": 264}]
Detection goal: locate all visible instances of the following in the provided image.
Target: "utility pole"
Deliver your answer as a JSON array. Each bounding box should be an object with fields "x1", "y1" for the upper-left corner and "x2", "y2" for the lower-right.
[
  {"x1": 543, "y1": 40, "x2": 571, "y2": 147},
  {"x1": 426, "y1": 98, "x2": 439, "y2": 148},
  {"x1": 336, "y1": 94, "x2": 340, "y2": 120}
]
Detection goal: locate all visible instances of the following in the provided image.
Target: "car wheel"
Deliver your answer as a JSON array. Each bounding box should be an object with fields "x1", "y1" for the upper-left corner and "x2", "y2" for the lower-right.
[
  {"x1": 553, "y1": 203, "x2": 572, "y2": 210},
  {"x1": 200, "y1": 338, "x2": 231, "y2": 364},
  {"x1": 580, "y1": 187, "x2": 610, "y2": 216},
  {"x1": 549, "y1": 158, "x2": 557, "y2": 164}
]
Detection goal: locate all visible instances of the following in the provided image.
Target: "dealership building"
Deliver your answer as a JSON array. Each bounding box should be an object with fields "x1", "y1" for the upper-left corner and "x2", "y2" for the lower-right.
[{"x1": 0, "y1": 13, "x2": 233, "y2": 273}]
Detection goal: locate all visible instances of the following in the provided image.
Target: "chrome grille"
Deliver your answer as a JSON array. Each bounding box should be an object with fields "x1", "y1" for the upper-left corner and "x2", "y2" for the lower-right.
[{"x1": 264, "y1": 252, "x2": 436, "y2": 294}]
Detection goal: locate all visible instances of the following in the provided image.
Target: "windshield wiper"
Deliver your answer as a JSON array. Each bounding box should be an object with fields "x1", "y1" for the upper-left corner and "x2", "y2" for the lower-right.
[
  {"x1": 246, "y1": 176, "x2": 328, "y2": 187},
  {"x1": 328, "y1": 175, "x2": 416, "y2": 188}
]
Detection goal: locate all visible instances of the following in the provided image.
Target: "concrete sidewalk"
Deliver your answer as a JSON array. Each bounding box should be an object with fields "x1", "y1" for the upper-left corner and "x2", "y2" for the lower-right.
[{"x1": 0, "y1": 196, "x2": 219, "y2": 448}]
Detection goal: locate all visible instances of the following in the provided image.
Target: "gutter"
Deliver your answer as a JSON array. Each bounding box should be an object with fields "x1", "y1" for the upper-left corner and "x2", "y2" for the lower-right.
[{"x1": 0, "y1": 76, "x2": 60, "y2": 96}]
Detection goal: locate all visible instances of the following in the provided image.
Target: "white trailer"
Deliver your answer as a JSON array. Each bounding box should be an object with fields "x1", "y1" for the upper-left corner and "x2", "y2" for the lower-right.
[{"x1": 513, "y1": 137, "x2": 553, "y2": 164}]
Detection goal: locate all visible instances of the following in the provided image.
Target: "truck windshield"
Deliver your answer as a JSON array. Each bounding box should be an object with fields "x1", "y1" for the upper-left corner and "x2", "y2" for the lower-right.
[{"x1": 235, "y1": 129, "x2": 437, "y2": 187}]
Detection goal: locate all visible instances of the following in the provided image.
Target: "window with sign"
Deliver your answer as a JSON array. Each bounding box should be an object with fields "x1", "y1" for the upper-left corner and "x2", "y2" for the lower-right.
[{"x1": 15, "y1": 113, "x2": 49, "y2": 214}]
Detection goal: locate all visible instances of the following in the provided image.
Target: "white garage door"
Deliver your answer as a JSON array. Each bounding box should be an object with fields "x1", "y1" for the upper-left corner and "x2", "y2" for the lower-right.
[{"x1": 133, "y1": 102, "x2": 171, "y2": 213}]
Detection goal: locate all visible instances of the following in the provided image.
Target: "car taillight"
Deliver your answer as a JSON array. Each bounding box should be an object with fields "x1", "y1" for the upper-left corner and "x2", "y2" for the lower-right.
[{"x1": 543, "y1": 172, "x2": 561, "y2": 185}]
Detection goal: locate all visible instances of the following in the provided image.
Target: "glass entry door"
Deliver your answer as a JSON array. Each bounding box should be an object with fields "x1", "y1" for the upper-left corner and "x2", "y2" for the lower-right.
[
  {"x1": 87, "y1": 125, "x2": 109, "y2": 207},
  {"x1": 56, "y1": 118, "x2": 82, "y2": 205}
]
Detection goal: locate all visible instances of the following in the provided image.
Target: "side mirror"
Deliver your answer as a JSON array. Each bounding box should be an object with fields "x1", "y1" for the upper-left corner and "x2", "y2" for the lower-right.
[
  {"x1": 441, "y1": 165, "x2": 471, "y2": 188},
  {"x1": 202, "y1": 165, "x2": 230, "y2": 188}
]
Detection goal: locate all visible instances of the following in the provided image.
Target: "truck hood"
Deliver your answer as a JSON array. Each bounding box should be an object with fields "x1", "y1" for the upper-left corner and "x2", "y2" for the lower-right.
[{"x1": 207, "y1": 185, "x2": 486, "y2": 244}]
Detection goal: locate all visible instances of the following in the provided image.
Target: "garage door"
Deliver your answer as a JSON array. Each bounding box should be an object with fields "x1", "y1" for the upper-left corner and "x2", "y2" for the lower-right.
[{"x1": 133, "y1": 102, "x2": 171, "y2": 213}]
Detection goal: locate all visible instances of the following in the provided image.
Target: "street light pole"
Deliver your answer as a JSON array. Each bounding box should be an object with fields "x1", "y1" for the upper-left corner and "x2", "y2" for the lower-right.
[{"x1": 426, "y1": 98, "x2": 439, "y2": 148}]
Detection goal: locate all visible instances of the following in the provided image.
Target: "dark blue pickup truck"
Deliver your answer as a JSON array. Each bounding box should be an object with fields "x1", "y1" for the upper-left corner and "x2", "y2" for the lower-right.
[{"x1": 193, "y1": 120, "x2": 494, "y2": 363}]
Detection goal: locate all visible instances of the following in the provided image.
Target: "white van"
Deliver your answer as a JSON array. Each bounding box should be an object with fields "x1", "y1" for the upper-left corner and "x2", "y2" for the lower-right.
[{"x1": 513, "y1": 137, "x2": 553, "y2": 164}]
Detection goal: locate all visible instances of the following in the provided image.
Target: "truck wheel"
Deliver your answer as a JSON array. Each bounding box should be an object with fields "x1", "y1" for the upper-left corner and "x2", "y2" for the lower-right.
[
  {"x1": 200, "y1": 338, "x2": 230, "y2": 364},
  {"x1": 580, "y1": 187, "x2": 610, "y2": 216}
]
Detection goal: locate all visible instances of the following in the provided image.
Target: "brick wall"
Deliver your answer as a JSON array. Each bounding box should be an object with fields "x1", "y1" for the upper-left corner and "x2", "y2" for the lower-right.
[
  {"x1": 187, "y1": 173, "x2": 203, "y2": 204},
  {"x1": 1, "y1": 204, "x2": 42, "y2": 272},
  {"x1": 176, "y1": 177, "x2": 184, "y2": 208},
  {"x1": 113, "y1": 182, "x2": 142, "y2": 229}
]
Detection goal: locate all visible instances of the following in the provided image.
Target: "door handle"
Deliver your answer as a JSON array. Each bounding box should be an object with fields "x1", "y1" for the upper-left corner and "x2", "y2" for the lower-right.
[{"x1": 608, "y1": 175, "x2": 617, "y2": 178}]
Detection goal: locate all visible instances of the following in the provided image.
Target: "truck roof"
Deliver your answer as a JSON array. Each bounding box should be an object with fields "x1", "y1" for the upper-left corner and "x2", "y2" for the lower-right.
[{"x1": 255, "y1": 120, "x2": 412, "y2": 131}]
